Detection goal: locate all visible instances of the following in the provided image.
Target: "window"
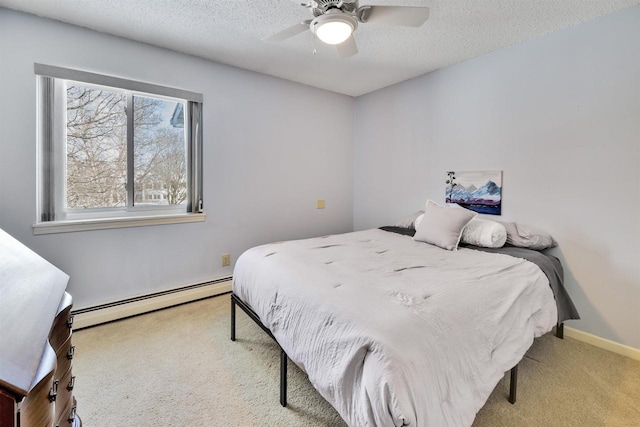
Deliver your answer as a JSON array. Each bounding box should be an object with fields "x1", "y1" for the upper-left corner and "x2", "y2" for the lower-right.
[{"x1": 34, "y1": 64, "x2": 203, "y2": 233}]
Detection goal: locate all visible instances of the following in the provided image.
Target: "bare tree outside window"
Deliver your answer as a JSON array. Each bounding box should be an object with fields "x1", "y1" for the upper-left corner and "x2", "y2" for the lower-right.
[
  {"x1": 66, "y1": 85, "x2": 127, "y2": 208},
  {"x1": 65, "y1": 84, "x2": 187, "y2": 209}
]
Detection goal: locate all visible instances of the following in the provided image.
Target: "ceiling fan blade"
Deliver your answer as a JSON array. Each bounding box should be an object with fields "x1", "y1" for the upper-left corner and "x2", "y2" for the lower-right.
[
  {"x1": 336, "y1": 35, "x2": 358, "y2": 58},
  {"x1": 359, "y1": 6, "x2": 429, "y2": 27},
  {"x1": 291, "y1": 0, "x2": 314, "y2": 7},
  {"x1": 262, "y1": 21, "x2": 311, "y2": 43}
]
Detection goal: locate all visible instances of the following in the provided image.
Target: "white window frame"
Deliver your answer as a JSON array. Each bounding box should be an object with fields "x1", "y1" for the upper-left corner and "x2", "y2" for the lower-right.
[{"x1": 33, "y1": 64, "x2": 204, "y2": 234}]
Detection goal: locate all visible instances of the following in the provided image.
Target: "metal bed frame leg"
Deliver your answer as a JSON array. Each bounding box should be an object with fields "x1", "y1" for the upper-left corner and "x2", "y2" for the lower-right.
[
  {"x1": 505, "y1": 322, "x2": 562, "y2": 405},
  {"x1": 509, "y1": 365, "x2": 518, "y2": 404},
  {"x1": 230, "y1": 296, "x2": 236, "y2": 341},
  {"x1": 230, "y1": 293, "x2": 289, "y2": 407},
  {"x1": 506, "y1": 322, "x2": 563, "y2": 405},
  {"x1": 280, "y1": 349, "x2": 288, "y2": 407},
  {"x1": 556, "y1": 322, "x2": 564, "y2": 339}
]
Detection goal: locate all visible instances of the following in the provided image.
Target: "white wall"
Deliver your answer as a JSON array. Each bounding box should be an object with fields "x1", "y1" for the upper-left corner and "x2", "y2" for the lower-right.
[
  {"x1": 354, "y1": 6, "x2": 640, "y2": 349},
  {"x1": 0, "y1": 9, "x2": 354, "y2": 309}
]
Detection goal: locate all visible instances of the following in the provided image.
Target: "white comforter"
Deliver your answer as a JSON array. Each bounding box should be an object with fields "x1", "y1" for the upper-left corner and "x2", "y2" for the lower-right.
[{"x1": 233, "y1": 229, "x2": 557, "y2": 426}]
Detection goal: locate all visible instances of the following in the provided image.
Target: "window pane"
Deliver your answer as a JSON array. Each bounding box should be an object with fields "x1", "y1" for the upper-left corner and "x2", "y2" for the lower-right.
[
  {"x1": 66, "y1": 84, "x2": 127, "y2": 208},
  {"x1": 133, "y1": 96, "x2": 187, "y2": 206}
]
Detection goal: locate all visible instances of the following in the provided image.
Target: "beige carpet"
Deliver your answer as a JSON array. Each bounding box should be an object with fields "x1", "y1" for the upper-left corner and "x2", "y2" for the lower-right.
[{"x1": 72, "y1": 295, "x2": 640, "y2": 426}]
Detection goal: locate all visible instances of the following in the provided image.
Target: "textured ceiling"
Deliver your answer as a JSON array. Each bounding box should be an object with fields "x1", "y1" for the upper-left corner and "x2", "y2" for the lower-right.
[{"x1": 1, "y1": 0, "x2": 637, "y2": 96}]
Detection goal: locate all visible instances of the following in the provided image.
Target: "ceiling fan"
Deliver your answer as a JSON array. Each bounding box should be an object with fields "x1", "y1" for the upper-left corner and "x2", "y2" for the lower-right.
[{"x1": 263, "y1": 0, "x2": 430, "y2": 58}]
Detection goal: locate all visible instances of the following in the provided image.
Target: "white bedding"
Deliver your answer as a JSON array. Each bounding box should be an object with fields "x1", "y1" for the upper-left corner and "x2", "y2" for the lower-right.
[{"x1": 233, "y1": 229, "x2": 557, "y2": 426}]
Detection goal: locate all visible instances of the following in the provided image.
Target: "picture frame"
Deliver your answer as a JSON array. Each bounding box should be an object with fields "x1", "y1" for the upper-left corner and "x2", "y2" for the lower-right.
[{"x1": 446, "y1": 170, "x2": 502, "y2": 215}]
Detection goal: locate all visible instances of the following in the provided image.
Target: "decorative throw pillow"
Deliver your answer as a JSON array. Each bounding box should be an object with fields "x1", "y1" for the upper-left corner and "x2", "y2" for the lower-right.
[
  {"x1": 501, "y1": 222, "x2": 557, "y2": 250},
  {"x1": 395, "y1": 210, "x2": 424, "y2": 229},
  {"x1": 413, "y1": 200, "x2": 477, "y2": 250},
  {"x1": 461, "y1": 218, "x2": 507, "y2": 248}
]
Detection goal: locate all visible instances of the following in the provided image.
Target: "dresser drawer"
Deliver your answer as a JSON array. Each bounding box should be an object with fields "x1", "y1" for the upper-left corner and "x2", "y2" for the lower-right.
[
  {"x1": 54, "y1": 367, "x2": 75, "y2": 422},
  {"x1": 55, "y1": 334, "x2": 74, "y2": 379},
  {"x1": 19, "y1": 346, "x2": 56, "y2": 427},
  {"x1": 50, "y1": 293, "x2": 73, "y2": 351},
  {"x1": 55, "y1": 396, "x2": 78, "y2": 427}
]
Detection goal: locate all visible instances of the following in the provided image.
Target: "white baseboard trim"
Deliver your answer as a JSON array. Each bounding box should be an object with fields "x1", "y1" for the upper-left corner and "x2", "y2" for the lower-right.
[
  {"x1": 72, "y1": 278, "x2": 232, "y2": 330},
  {"x1": 564, "y1": 326, "x2": 640, "y2": 362}
]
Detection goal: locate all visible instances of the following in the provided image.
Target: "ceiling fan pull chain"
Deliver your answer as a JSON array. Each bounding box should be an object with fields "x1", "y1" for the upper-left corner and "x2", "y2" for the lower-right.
[{"x1": 313, "y1": 26, "x2": 318, "y2": 55}]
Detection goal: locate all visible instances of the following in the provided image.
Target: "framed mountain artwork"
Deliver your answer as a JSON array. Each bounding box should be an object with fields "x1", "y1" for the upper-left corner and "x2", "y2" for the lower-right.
[{"x1": 445, "y1": 170, "x2": 502, "y2": 215}]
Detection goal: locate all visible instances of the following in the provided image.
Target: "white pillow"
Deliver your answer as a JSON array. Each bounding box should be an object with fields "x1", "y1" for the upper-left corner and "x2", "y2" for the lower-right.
[
  {"x1": 414, "y1": 213, "x2": 424, "y2": 229},
  {"x1": 461, "y1": 218, "x2": 507, "y2": 248},
  {"x1": 413, "y1": 200, "x2": 477, "y2": 250}
]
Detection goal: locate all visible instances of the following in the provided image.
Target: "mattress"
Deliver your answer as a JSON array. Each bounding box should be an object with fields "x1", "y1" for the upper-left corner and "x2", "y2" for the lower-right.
[{"x1": 233, "y1": 229, "x2": 558, "y2": 426}]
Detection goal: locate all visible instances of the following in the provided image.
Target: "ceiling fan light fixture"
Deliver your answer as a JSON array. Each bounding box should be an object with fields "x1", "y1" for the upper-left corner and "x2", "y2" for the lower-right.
[
  {"x1": 316, "y1": 21, "x2": 352, "y2": 44},
  {"x1": 311, "y1": 10, "x2": 357, "y2": 45}
]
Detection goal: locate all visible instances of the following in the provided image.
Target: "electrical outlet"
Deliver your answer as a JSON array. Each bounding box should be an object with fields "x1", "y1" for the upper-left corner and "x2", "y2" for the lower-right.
[
  {"x1": 221, "y1": 253, "x2": 230, "y2": 267},
  {"x1": 317, "y1": 199, "x2": 325, "y2": 209}
]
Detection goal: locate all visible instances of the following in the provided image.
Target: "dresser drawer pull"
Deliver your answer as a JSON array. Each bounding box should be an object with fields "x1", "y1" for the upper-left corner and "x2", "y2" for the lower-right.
[
  {"x1": 49, "y1": 379, "x2": 59, "y2": 402},
  {"x1": 67, "y1": 375, "x2": 76, "y2": 391},
  {"x1": 67, "y1": 315, "x2": 74, "y2": 328},
  {"x1": 67, "y1": 345, "x2": 75, "y2": 360},
  {"x1": 68, "y1": 404, "x2": 77, "y2": 422}
]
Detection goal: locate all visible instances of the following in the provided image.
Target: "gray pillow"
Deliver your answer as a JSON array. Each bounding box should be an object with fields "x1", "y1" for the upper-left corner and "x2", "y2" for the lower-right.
[
  {"x1": 500, "y1": 222, "x2": 557, "y2": 250},
  {"x1": 395, "y1": 210, "x2": 424, "y2": 229},
  {"x1": 413, "y1": 200, "x2": 477, "y2": 250}
]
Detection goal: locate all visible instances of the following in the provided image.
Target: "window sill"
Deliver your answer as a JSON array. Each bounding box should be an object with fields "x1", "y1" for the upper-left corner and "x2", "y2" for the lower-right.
[{"x1": 33, "y1": 212, "x2": 206, "y2": 235}]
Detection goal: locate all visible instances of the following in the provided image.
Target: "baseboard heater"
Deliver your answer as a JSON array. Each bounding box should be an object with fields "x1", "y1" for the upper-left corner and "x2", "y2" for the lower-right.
[{"x1": 71, "y1": 276, "x2": 232, "y2": 330}]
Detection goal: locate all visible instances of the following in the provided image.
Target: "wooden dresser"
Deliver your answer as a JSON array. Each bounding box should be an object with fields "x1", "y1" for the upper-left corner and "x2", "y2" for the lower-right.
[{"x1": 0, "y1": 229, "x2": 81, "y2": 427}]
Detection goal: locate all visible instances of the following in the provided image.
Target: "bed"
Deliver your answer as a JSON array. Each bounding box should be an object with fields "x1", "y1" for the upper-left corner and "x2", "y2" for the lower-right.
[{"x1": 231, "y1": 225, "x2": 578, "y2": 426}]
